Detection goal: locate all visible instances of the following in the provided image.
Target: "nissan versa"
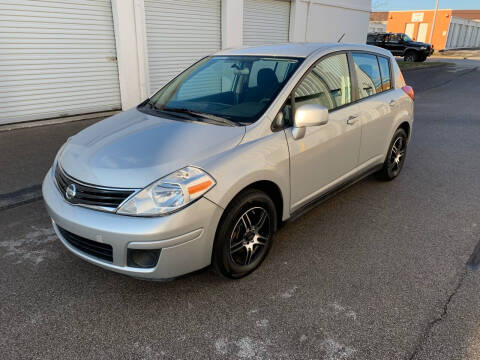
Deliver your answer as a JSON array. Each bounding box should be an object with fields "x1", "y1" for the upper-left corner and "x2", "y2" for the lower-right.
[{"x1": 43, "y1": 43, "x2": 414, "y2": 279}]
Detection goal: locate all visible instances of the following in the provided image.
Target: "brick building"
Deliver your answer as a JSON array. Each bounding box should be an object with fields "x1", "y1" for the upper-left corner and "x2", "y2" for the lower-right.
[{"x1": 370, "y1": 10, "x2": 480, "y2": 50}]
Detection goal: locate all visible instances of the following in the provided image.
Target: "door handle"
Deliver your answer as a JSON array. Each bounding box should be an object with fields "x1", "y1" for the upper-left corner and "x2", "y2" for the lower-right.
[
  {"x1": 389, "y1": 100, "x2": 397, "y2": 107},
  {"x1": 346, "y1": 115, "x2": 359, "y2": 125}
]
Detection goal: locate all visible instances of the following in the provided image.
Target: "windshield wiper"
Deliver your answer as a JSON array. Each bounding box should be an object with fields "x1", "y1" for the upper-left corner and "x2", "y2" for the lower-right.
[{"x1": 162, "y1": 107, "x2": 238, "y2": 127}]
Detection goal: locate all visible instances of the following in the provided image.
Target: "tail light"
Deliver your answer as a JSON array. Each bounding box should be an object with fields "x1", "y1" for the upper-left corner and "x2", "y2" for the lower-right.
[{"x1": 402, "y1": 85, "x2": 415, "y2": 101}]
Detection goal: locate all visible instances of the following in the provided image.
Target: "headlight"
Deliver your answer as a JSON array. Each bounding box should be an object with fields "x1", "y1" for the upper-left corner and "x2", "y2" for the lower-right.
[
  {"x1": 420, "y1": 46, "x2": 426, "y2": 50},
  {"x1": 117, "y1": 166, "x2": 215, "y2": 216}
]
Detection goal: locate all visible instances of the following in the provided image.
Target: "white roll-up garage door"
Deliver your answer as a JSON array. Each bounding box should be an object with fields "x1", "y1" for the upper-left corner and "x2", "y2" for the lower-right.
[
  {"x1": 144, "y1": 0, "x2": 221, "y2": 93},
  {"x1": 0, "y1": 0, "x2": 121, "y2": 125},
  {"x1": 243, "y1": 0, "x2": 290, "y2": 46}
]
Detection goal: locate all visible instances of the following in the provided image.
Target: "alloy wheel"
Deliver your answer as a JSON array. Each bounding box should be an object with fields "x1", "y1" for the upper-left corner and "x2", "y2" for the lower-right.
[
  {"x1": 229, "y1": 207, "x2": 271, "y2": 266},
  {"x1": 388, "y1": 136, "x2": 406, "y2": 177}
]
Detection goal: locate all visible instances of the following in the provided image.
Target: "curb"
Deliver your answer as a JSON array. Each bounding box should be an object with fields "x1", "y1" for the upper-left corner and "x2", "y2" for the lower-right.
[
  {"x1": 0, "y1": 110, "x2": 119, "y2": 132},
  {"x1": 400, "y1": 62, "x2": 451, "y2": 72}
]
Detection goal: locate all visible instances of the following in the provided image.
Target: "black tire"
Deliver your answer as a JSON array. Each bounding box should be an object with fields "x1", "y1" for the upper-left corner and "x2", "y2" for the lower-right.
[
  {"x1": 417, "y1": 55, "x2": 427, "y2": 62},
  {"x1": 404, "y1": 51, "x2": 419, "y2": 62},
  {"x1": 213, "y1": 189, "x2": 277, "y2": 279},
  {"x1": 376, "y1": 128, "x2": 408, "y2": 181}
]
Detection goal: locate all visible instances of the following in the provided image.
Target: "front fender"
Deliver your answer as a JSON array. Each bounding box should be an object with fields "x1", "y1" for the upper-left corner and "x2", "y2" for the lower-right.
[{"x1": 199, "y1": 131, "x2": 290, "y2": 221}]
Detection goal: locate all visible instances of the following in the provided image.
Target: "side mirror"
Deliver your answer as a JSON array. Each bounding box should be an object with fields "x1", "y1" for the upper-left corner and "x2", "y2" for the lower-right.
[{"x1": 292, "y1": 104, "x2": 329, "y2": 140}]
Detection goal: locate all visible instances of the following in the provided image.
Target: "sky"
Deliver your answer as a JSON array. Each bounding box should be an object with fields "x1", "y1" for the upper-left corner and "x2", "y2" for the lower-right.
[{"x1": 373, "y1": 0, "x2": 480, "y2": 11}]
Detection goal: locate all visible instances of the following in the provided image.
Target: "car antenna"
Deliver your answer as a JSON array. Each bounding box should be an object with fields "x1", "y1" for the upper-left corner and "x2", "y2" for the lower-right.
[{"x1": 337, "y1": 33, "x2": 346, "y2": 43}]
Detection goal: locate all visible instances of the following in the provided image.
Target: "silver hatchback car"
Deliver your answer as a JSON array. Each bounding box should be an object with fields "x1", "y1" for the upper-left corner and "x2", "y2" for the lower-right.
[{"x1": 43, "y1": 43, "x2": 414, "y2": 279}]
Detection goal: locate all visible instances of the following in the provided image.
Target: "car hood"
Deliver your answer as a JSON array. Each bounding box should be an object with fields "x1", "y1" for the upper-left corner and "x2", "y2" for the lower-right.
[{"x1": 58, "y1": 108, "x2": 246, "y2": 188}]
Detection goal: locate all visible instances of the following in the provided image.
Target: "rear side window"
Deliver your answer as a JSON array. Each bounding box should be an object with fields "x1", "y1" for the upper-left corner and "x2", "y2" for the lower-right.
[
  {"x1": 377, "y1": 56, "x2": 391, "y2": 91},
  {"x1": 387, "y1": 34, "x2": 402, "y2": 43},
  {"x1": 294, "y1": 53, "x2": 351, "y2": 110},
  {"x1": 352, "y1": 53, "x2": 382, "y2": 99}
]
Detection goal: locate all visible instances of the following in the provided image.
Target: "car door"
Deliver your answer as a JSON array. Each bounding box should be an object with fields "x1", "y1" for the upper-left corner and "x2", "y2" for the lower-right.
[
  {"x1": 351, "y1": 52, "x2": 396, "y2": 164},
  {"x1": 385, "y1": 34, "x2": 404, "y2": 56},
  {"x1": 283, "y1": 52, "x2": 362, "y2": 211}
]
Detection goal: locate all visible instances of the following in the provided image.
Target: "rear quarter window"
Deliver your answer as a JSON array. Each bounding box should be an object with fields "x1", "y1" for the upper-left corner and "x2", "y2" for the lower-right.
[
  {"x1": 377, "y1": 56, "x2": 392, "y2": 91},
  {"x1": 352, "y1": 53, "x2": 383, "y2": 99}
]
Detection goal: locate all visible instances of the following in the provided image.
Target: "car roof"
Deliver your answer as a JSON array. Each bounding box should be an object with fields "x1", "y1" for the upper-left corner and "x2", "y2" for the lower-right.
[
  {"x1": 369, "y1": 32, "x2": 403, "y2": 35},
  {"x1": 215, "y1": 42, "x2": 391, "y2": 59}
]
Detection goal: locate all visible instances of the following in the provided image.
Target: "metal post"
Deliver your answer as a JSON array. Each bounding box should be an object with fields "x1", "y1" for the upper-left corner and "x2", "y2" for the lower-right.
[{"x1": 429, "y1": 0, "x2": 440, "y2": 44}]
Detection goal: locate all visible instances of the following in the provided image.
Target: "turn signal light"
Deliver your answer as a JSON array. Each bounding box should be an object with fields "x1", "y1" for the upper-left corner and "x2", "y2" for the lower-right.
[
  {"x1": 402, "y1": 86, "x2": 415, "y2": 101},
  {"x1": 187, "y1": 180, "x2": 213, "y2": 195}
]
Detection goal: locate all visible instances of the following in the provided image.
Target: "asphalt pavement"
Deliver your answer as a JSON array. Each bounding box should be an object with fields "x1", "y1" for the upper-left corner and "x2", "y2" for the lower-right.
[{"x1": 1, "y1": 60, "x2": 479, "y2": 360}]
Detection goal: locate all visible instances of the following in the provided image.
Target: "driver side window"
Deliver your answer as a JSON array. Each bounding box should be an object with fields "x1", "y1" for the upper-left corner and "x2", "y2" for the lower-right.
[{"x1": 293, "y1": 53, "x2": 352, "y2": 111}]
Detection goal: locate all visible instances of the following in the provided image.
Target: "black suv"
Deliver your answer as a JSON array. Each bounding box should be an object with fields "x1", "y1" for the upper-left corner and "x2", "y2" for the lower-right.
[{"x1": 367, "y1": 32, "x2": 434, "y2": 62}]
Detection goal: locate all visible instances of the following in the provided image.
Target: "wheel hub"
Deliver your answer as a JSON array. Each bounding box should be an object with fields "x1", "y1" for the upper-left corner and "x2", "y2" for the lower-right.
[
  {"x1": 394, "y1": 153, "x2": 402, "y2": 164},
  {"x1": 389, "y1": 136, "x2": 406, "y2": 174}
]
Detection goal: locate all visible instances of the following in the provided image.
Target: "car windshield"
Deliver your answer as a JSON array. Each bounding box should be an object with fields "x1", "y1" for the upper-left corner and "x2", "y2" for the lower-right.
[{"x1": 145, "y1": 56, "x2": 303, "y2": 125}]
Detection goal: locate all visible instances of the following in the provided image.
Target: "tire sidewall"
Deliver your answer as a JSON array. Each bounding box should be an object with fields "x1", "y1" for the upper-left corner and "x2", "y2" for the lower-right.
[
  {"x1": 404, "y1": 52, "x2": 418, "y2": 62},
  {"x1": 213, "y1": 190, "x2": 277, "y2": 279},
  {"x1": 386, "y1": 128, "x2": 408, "y2": 179}
]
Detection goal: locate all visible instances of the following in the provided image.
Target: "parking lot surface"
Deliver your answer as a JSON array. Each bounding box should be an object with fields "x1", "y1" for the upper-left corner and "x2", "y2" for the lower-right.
[{"x1": 1, "y1": 60, "x2": 479, "y2": 359}]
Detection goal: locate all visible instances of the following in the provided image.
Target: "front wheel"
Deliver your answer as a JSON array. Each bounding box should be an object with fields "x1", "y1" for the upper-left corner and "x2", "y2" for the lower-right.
[
  {"x1": 376, "y1": 128, "x2": 408, "y2": 181},
  {"x1": 213, "y1": 189, "x2": 277, "y2": 279}
]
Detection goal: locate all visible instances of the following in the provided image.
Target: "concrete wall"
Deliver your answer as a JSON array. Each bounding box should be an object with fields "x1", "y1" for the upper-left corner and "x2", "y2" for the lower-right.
[
  {"x1": 221, "y1": 0, "x2": 243, "y2": 49},
  {"x1": 111, "y1": 0, "x2": 149, "y2": 110}
]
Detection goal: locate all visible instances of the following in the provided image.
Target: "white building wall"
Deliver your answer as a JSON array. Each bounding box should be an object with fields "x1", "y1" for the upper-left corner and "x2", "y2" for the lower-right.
[
  {"x1": 110, "y1": 0, "x2": 372, "y2": 110},
  {"x1": 369, "y1": 21, "x2": 387, "y2": 33},
  {"x1": 221, "y1": 0, "x2": 243, "y2": 48},
  {"x1": 289, "y1": 0, "x2": 371, "y2": 44},
  {"x1": 1, "y1": 0, "x2": 371, "y2": 124},
  {"x1": 111, "y1": 0, "x2": 149, "y2": 110},
  {"x1": 113, "y1": 0, "x2": 372, "y2": 110}
]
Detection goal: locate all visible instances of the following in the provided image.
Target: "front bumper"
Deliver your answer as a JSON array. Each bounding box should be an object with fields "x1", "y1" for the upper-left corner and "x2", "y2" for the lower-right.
[{"x1": 42, "y1": 168, "x2": 224, "y2": 279}]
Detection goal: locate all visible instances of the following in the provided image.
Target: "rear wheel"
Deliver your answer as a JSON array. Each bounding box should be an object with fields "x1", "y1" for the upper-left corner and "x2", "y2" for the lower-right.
[
  {"x1": 213, "y1": 189, "x2": 277, "y2": 279},
  {"x1": 404, "y1": 51, "x2": 419, "y2": 62},
  {"x1": 376, "y1": 128, "x2": 408, "y2": 181}
]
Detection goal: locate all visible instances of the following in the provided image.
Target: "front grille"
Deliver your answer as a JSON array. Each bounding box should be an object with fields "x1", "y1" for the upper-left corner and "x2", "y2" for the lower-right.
[
  {"x1": 58, "y1": 226, "x2": 113, "y2": 262},
  {"x1": 55, "y1": 164, "x2": 135, "y2": 209}
]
